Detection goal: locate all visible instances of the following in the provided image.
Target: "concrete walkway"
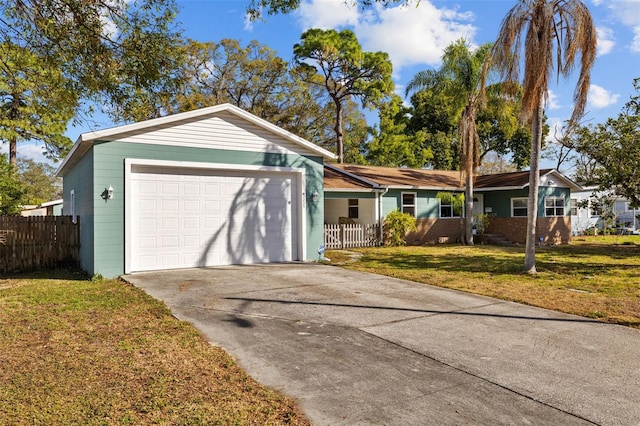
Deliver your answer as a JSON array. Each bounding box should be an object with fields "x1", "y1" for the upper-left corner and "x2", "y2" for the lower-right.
[{"x1": 123, "y1": 263, "x2": 640, "y2": 425}]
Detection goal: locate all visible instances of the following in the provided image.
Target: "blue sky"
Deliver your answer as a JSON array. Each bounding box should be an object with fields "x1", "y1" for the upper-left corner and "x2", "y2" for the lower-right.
[{"x1": 15, "y1": 0, "x2": 640, "y2": 166}]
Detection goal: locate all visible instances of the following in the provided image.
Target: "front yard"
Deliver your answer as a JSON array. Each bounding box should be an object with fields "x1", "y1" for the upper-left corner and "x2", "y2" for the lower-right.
[
  {"x1": 0, "y1": 271, "x2": 309, "y2": 425},
  {"x1": 327, "y1": 236, "x2": 640, "y2": 328}
]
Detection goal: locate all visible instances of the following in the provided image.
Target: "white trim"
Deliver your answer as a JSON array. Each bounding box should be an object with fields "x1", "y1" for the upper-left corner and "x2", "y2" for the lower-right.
[
  {"x1": 324, "y1": 188, "x2": 380, "y2": 193},
  {"x1": 511, "y1": 197, "x2": 528, "y2": 218},
  {"x1": 124, "y1": 158, "x2": 307, "y2": 274},
  {"x1": 544, "y1": 196, "x2": 566, "y2": 217},
  {"x1": 439, "y1": 198, "x2": 462, "y2": 219},
  {"x1": 401, "y1": 191, "x2": 417, "y2": 217}
]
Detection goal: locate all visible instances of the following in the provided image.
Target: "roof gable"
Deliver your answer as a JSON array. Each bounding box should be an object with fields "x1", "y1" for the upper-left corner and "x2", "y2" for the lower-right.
[{"x1": 57, "y1": 104, "x2": 336, "y2": 176}]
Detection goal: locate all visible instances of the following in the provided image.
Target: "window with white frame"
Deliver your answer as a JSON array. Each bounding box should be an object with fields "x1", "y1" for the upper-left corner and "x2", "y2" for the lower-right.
[
  {"x1": 511, "y1": 198, "x2": 528, "y2": 217},
  {"x1": 439, "y1": 198, "x2": 461, "y2": 218},
  {"x1": 401, "y1": 192, "x2": 416, "y2": 217},
  {"x1": 545, "y1": 197, "x2": 565, "y2": 217},
  {"x1": 570, "y1": 198, "x2": 578, "y2": 216},
  {"x1": 348, "y1": 198, "x2": 359, "y2": 219}
]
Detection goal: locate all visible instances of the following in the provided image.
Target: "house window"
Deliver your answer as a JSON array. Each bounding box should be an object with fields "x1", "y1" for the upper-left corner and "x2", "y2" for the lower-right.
[
  {"x1": 348, "y1": 199, "x2": 359, "y2": 219},
  {"x1": 589, "y1": 199, "x2": 599, "y2": 217},
  {"x1": 511, "y1": 198, "x2": 528, "y2": 217},
  {"x1": 570, "y1": 198, "x2": 578, "y2": 216},
  {"x1": 439, "y1": 199, "x2": 461, "y2": 218},
  {"x1": 545, "y1": 197, "x2": 565, "y2": 217},
  {"x1": 401, "y1": 192, "x2": 416, "y2": 217},
  {"x1": 70, "y1": 190, "x2": 76, "y2": 224}
]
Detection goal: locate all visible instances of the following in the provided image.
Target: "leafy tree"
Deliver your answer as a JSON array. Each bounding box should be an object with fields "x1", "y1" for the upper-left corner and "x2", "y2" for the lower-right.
[
  {"x1": 1, "y1": 0, "x2": 184, "y2": 119},
  {"x1": 485, "y1": 0, "x2": 597, "y2": 274},
  {"x1": 18, "y1": 159, "x2": 62, "y2": 205},
  {"x1": 406, "y1": 39, "x2": 493, "y2": 244},
  {"x1": 0, "y1": 154, "x2": 24, "y2": 215},
  {"x1": 366, "y1": 95, "x2": 432, "y2": 168},
  {"x1": 293, "y1": 28, "x2": 394, "y2": 163},
  {"x1": 406, "y1": 89, "x2": 459, "y2": 169},
  {"x1": 0, "y1": 42, "x2": 76, "y2": 164},
  {"x1": 575, "y1": 79, "x2": 640, "y2": 206}
]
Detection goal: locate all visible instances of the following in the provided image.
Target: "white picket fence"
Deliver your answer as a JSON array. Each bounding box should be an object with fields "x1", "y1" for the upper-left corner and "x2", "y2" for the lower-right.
[{"x1": 324, "y1": 223, "x2": 381, "y2": 249}]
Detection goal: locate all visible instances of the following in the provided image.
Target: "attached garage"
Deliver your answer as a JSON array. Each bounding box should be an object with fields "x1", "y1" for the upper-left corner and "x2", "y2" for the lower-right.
[
  {"x1": 57, "y1": 104, "x2": 335, "y2": 278},
  {"x1": 126, "y1": 161, "x2": 304, "y2": 272}
]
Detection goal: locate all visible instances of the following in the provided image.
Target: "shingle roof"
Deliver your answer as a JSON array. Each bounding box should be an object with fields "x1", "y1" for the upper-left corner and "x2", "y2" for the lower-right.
[
  {"x1": 326, "y1": 164, "x2": 463, "y2": 189},
  {"x1": 475, "y1": 169, "x2": 554, "y2": 189},
  {"x1": 324, "y1": 164, "x2": 580, "y2": 191}
]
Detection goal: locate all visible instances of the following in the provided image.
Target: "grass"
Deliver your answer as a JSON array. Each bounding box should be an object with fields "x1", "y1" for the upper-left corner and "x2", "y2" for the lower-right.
[
  {"x1": 0, "y1": 270, "x2": 309, "y2": 425},
  {"x1": 327, "y1": 235, "x2": 640, "y2": 329}
]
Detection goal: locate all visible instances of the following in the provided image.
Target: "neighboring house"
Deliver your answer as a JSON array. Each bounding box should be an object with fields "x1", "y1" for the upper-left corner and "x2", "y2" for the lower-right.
[
  {"x1": 20, "y1": 199, "x2": 64, "y2": 217},
  {"x1": 570, "y1": 187, "x2": 640, "y2": 235},
  {"x1": 56, "y1": 104, "x2": 335, "y2": 278},
  {"x1": 325, "y1": 164, "x2": 581, "y2": 245}
]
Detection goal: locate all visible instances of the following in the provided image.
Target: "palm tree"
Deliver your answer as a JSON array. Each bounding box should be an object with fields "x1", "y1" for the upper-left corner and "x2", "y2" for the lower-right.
[
  {"x1": 406, "y1": 39, "x2": 492, "y2": 245},
  {"x1": 484, "y1": 0, "x2": 596, "y2": 273}
]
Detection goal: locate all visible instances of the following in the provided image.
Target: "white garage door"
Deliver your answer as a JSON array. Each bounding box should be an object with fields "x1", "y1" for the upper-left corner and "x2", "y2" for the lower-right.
[{"x1": 129, "y1": 165, "x2": 298, "y2": 272}]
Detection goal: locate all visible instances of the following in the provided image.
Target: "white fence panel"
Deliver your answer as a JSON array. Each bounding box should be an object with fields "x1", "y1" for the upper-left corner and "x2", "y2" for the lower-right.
[{"x1": 324, "y1": 223, "x2": 381, "y2": 249}]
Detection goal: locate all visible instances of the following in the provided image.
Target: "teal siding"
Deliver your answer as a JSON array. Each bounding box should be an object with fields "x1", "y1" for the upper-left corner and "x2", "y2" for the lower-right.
[
  {"x1": 87, "y1": 141, "x2": 324, "y2": 278},
  {"x1": 382, "y1": 189, "x2": 444, "y2": 219},
  {"x1": 62, "y1": 149, "x2": 95, "y2": 275},
  {"x1": 481, "y1": 186, "x2": 571, "y2": 218}
]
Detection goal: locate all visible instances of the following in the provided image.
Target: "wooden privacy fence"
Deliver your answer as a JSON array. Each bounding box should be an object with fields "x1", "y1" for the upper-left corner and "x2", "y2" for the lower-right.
[
  {"x1": 0, "y1": 216, "x2": 80, "y2": 274},
  {"x1": 324, "y1": 223, "x2": 381, "y2": 249}
]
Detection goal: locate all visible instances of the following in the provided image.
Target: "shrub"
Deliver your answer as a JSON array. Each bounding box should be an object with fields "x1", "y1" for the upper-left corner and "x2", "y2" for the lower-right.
[{"x1": 383, "y1": 210, "x2": 417, "y2": 246}]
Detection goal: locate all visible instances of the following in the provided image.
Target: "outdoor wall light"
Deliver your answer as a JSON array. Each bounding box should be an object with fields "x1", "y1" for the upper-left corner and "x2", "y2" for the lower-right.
[
  {"x1": 311, "y1": 191, "x2": 319, "y2": 203},
  {"x1": 101, "y1": 185, "x2": 114, "y2": 201}
]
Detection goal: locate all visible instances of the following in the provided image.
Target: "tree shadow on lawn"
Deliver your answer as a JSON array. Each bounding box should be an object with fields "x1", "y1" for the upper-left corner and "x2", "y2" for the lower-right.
[
  {"x1": 359, "y1": 245, "x2": 640, "y2": 278},
  {"x1": 0, "y1": 267, "x2": 89, "y2": 281}
]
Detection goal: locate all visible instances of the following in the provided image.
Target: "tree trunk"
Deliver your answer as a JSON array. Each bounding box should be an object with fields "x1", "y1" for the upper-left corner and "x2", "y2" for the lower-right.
[
  {"x1": 9, "y1": 137, "x2": 17, "y2": 167},
  {"x1": 465, "y1": 168, "x2": 474, "y2": 245},
  {"x1": 460, "y1": 104, "x2": 475, "y2": 245},
  {"x1": 524, "y1": 102, "x2": 544, "y2": 274},
  {"x1": 334, "y1": 97, "x2": 344, "y2": 163}
]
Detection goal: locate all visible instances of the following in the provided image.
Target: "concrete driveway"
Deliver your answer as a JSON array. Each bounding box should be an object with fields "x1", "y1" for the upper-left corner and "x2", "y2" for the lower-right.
[{"x1": 123, "y1": 263, "x2": 640, "y2": 425}]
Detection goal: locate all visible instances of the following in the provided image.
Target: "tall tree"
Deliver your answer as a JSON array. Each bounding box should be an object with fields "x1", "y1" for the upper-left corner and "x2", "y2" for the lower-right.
[
  {"x1": 1, "y1": 0, "x2": 184, "y2": 119},
  {"x1": 0, "y1": 154, "x2": 24, "y2": 215},
  {"x1": 293, "y1": 28, "x2": 394, "y2": 163},
  {"x1": 18, "y1": 159, "x2": 62, "y2": 205},
  {"x1": 0, "y1": 42, "x2": 76, "y2": 165},
  {"x1": 484, "y1": 0, "x2": 597, "y2": 273},
  {"x1": 406, "y1": 39, "x2": 492, "y2": 245},
  {"x1": 575, "y1": 79, "x2": 640, "y2": 206},
  {"x1": 366, "y1": 94, "x2": 432, "y2": 168}
]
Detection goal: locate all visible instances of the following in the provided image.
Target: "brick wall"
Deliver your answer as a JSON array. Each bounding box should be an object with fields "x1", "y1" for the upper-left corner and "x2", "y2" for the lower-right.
[
  {"x1": 486, "y1": 217, "x2": 571, "y2": 245},
  {"x1": 406, "y1": 218, "x2": 464, "y2": 245}
]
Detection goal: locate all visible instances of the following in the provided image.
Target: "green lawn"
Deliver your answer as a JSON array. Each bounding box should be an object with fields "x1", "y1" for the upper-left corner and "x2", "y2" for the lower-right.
[
  {"x1": 327, "y1": 236, "x2": 640, "y2": 328},
  {"x1": 0, "y1": 270, "x2": 309, "y2": 425}
]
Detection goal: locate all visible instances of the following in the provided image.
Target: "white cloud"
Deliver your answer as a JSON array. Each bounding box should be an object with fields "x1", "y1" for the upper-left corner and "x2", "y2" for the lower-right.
[
  {"x1": 632, "y1": 26, "x2": 640, "y2": 53},
  {"x1": 244, "y1": 13, "x2": 255, "y2": 32},
  {"x1": 546, "y1": 90, "x2": 561, "y2": 110},
  {"x1": 0, "y1": 142, "x2": 54, "y2": 165},
  {"x1": 605, "y1": 1, "x2": 640, "y2": 28},
  {"x1": 296, "y1": 0, "x2": 360, "y2": 29},
  {"x1": 596, "y1": 27, "x2": 615, "y2": 55},
  {"x1": 588, "y1": 84, "x2": 620, "y2": 108},
  {"x1": 295, "y1": 0, "x2": 477, "y2": 72}
]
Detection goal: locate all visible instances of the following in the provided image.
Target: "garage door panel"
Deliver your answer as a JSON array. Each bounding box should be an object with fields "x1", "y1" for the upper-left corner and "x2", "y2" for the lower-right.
[{"x1": 130, "y1": 167, "x2": 298, "y2": 272}]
